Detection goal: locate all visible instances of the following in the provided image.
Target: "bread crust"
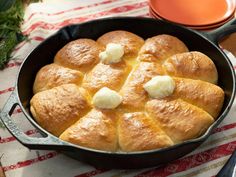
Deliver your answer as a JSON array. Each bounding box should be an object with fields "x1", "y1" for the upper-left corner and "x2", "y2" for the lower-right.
[
  {"x1": 33, "y1": 63, "x2": 83, "y2": 94},
  {"x1": 83, "y1": 61, "x2": 131, "y2": 95},
  {"x1": 163, "y1": 51, "x2": 218, "y2": 84},
  {"x1": 60, "y1": 109, "x2": 118, "y2": 151},
  {"x1": 54, "y1": 39, "x2": 103, "y2": 72},
  {"x1": 97, "y1": 30, "x2": 144, "y2": 57},
  {"x1": 120, "y1": 62, "x2": 164, "y2": 111},
  {"x1": 138, "y1": 34, "x2": 189, "y2": 62},
  {"x1": 30, "y1": 84, "x2": 90, "y2": 136},
  {"x1": 172, "y1": 77, "x2": 224, "y2": 118},
  {"x1": 146, "y1": 99, "x2": 214, "y2": 143},
  {"x1": 118, "y1": 112, "x2": 173, "y2": 151}
]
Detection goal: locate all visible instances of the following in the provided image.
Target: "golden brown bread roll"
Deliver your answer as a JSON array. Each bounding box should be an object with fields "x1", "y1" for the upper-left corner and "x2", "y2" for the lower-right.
[
  {"x1": 60, "y1": 109, "x2": 117, "y2": 151},
  {"x1": 118, "y1": 112, "x2": 173, "y2": 151},
  {"x1": 54, "y1": 39, "x2": 103, "y2": 72},
  {"x1": 30, "y1": 84, "x2": 90, "y2": 136},
  {"x1": 146, "y1": 99, "x2": 214, "y2": 143},
  {"x1": 172, "y1": 77, "x2": 224, "y2": 118},
  {"x1": 120, "y1": 62, "x2": 164, "y2": 111},
  {"x1": 97, "y1": 30, "x2": 144, "y2": 57},
  {"x1": 163, "y1": 52, "x2": 218, "y2": 84},
  {"x1": 83, "y1": 61, "x2": 131, "y2": 95},
  {"x1": 138, "y1": 34, "x2": 189, "y2": 63},
  {"x1": 33, "y1": 63, "x2": 83, "y2": 94}
]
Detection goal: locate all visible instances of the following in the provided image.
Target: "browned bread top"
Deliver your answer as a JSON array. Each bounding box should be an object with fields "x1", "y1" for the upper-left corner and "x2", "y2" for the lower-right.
[
  {"x1": 138, "y1": 34, "x2": 189, "y2": 62},
  {"x1": 54, "y1": 39, "x2": 103, "y2": 72},
  {"x1": 30, "y1": 84, "x2": 90, "y2": 136},
  {"x1": 97, "y1": 30, "x2": 144, "y2": 57}
]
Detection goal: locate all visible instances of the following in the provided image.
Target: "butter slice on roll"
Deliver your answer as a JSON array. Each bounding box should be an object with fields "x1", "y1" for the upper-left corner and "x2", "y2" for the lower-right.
[
  {"x1": 97, "y1": 30, "x2": 144, "y2": 57},
  {"x1": 143, "y1": 76, "x2": 175, "y2": 99},
  {"x1": 99, "y1": 43, "x2": 124, "y2": 64},
  {"x1": 92, "y1": 87, "x2": 122, "y2": 109},
  {"x1": 119, "y1": 62, "x2": 165, "y2": 110}
]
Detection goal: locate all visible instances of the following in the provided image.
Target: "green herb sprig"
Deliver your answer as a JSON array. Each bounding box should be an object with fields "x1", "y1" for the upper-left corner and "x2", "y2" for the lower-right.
[{"x1": 0, "y1": 0, "x2": 37, "y2": 69}]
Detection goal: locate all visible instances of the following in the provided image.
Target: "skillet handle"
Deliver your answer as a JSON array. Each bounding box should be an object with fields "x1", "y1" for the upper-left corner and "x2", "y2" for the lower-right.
[
  {"x1": 216, "y1": 150, "x2": 236, "y2": 177},
  {"x1": 0, "y1": 91, "x2": 67, "y2": 150},
  {"x1": 205, "y1": 18, "x2": 236, "y2": 45},
  {"x1": 206, "y1": 18, "x2": 236, "y2": 177}
]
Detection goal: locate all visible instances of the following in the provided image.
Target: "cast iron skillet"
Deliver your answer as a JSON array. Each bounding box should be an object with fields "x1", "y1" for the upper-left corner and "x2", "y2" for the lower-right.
[{"x1": 0, "y1": 17, "x2": 236, "y2": 169}]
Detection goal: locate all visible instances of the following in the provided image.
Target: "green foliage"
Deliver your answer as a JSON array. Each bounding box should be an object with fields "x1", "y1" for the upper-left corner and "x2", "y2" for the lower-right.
[
  {"x1": 0, "y1": 0, "x2": 25, "y2": 68},
  {"x1": 0, "y1": 32, "x2": 18, "y2": 68},
  {"x1": 0, "y1": 0, "x2": 16, "y2": 12}
]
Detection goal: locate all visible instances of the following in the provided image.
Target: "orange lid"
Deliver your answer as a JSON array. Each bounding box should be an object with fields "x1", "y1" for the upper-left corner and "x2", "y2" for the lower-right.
[{"x1": 149, "y1": 0, "x2": 236, "y2": 26}]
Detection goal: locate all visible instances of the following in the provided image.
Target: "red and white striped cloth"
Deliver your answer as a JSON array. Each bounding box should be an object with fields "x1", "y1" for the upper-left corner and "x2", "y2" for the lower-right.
[{"x1": 0, "y1": 0, "x2": 236, "y2": 176}]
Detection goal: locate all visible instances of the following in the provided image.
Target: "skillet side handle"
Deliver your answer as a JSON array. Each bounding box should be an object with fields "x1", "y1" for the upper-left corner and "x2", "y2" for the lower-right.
[
  {"x1": 0, "y1": 91, "x2": 67, "y2": 150},
  {"x1": 204, "y1": 18, "x2": 236, "y2": 45},
  {"x1": 216, "y1": 150, "x2": 236, "y2": 177}
]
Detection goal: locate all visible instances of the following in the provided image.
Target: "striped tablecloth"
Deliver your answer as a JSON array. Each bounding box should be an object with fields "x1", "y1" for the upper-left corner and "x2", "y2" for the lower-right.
[{"x1": 1, "y1": 0, "x2": 236, "y2": 176}]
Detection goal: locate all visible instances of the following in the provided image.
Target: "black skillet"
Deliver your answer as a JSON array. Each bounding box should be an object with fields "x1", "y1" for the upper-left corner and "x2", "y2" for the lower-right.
[{"x1": 0, "y1": 17, "x2": 236, "y2": 169}]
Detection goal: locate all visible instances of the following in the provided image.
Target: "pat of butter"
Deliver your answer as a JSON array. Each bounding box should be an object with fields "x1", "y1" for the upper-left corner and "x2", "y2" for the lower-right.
[
  {"x1": 92, "y1": 87, "x2": 122, "y2": 109},
  {"x1": 143, "y1": 76, "x2": 175, "y2": 99},
  {"x1": 99, "y1": 43, "x2": 124, "y2": 64}
]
